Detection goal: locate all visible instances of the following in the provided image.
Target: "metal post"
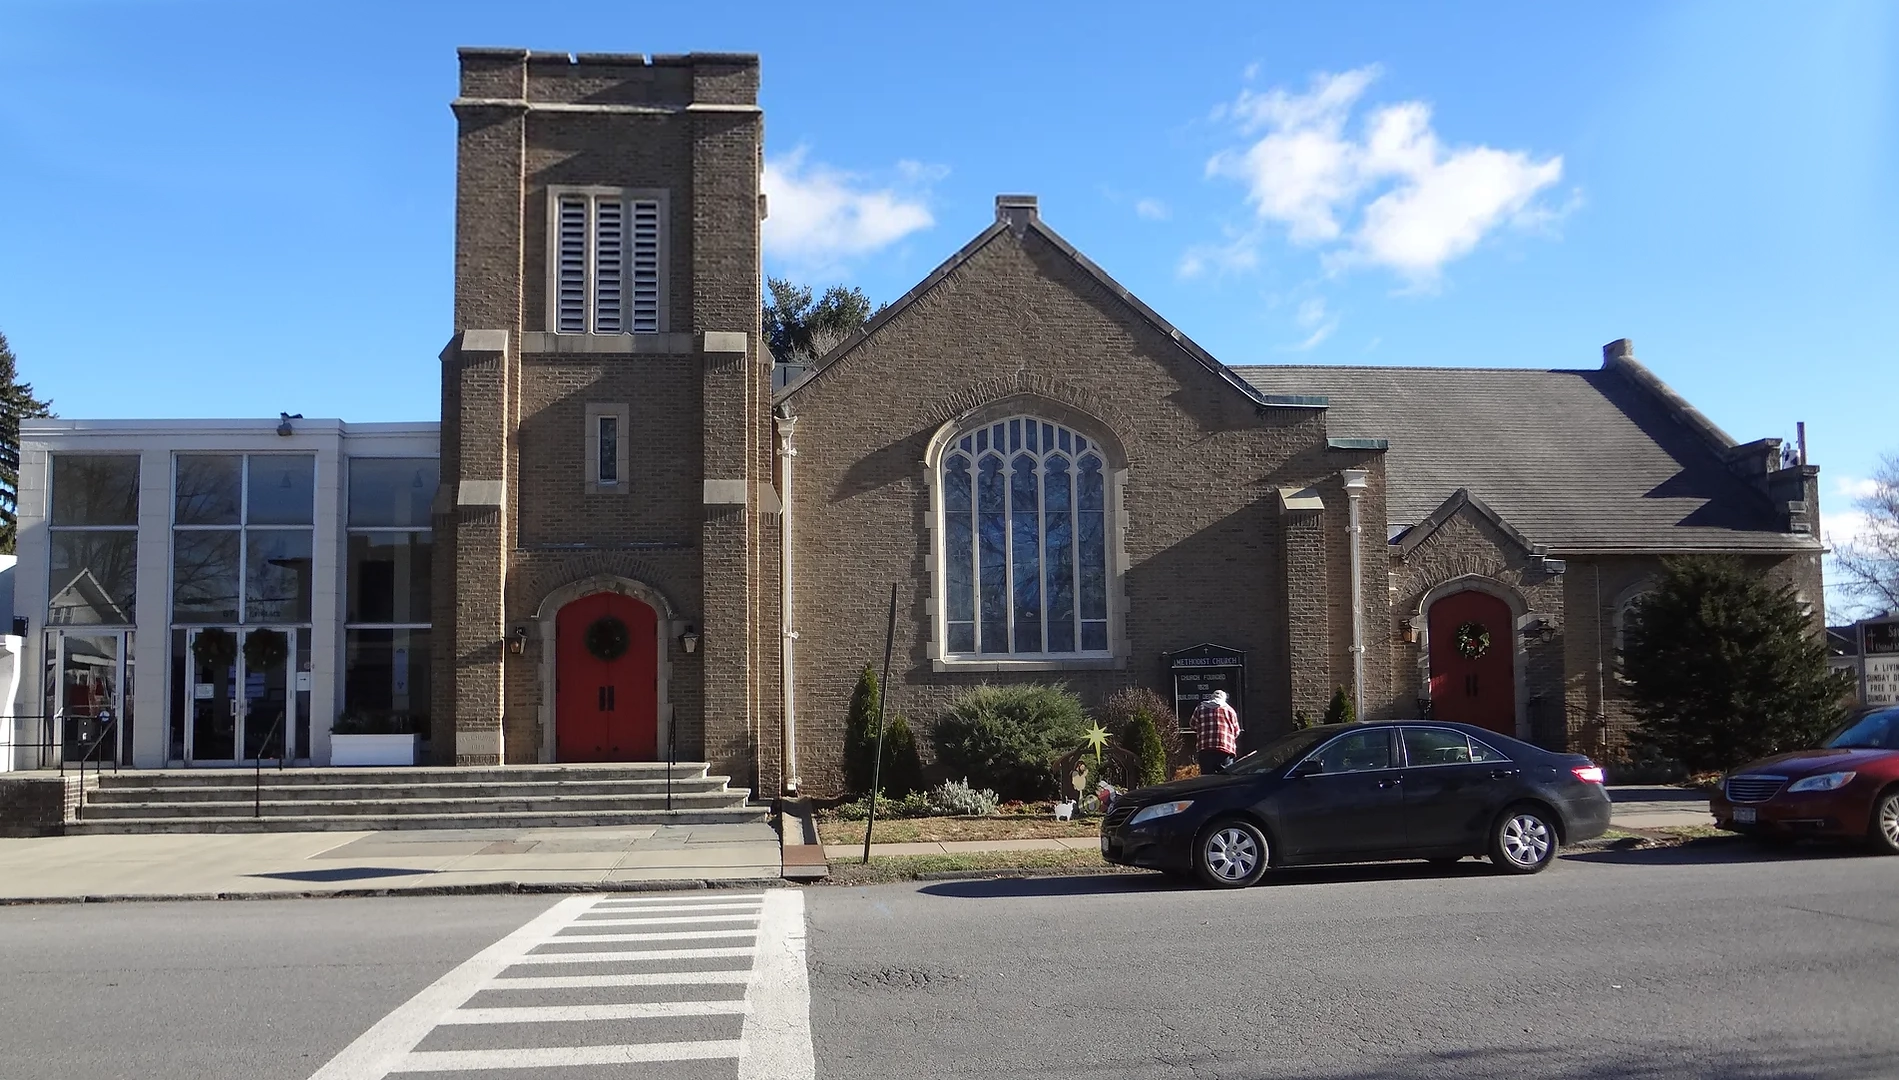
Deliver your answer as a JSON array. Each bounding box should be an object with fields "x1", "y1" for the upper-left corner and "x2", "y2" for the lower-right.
[{"x1": 862, "y1": 583, "x2": 898, "y2": 865}]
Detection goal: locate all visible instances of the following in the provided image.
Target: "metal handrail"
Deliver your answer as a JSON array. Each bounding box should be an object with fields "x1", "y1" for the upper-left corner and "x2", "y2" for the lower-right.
[
  {"x1": 252, "y1": 713, "x2": 287, "y2": 818},
  {"x1": 70, "y1": 717, "x2": 120, "y2": 820}
]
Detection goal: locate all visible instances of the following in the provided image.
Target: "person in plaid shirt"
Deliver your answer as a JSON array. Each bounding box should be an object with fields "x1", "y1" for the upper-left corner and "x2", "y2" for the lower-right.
[{"x1": 1192, "y1": 689, "x2": 1241, "y2": 775}]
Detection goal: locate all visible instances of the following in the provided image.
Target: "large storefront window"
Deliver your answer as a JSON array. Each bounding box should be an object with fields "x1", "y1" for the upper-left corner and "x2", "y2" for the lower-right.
[
  {"x1": 343, "y1": 458, "x2": 437, "y2": 734},
  {"x1": 48, "y1": 455, "x2": 140, "y2": 625},
  {"x1": 168, "y1": 454, "x2": 315, "y2": 763},
  {"x1": 45, "y1": 455, "x2": 140, "y2": 762}
]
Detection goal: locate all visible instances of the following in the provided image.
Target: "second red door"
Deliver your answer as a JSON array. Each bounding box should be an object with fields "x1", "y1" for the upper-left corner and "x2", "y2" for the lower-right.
[
  {"x1": 555, "y1": 592, "x2": 658, "y2": 762},
  {"x1": 1427, "y1": 589, "x2": 1516, "y2": 737}
]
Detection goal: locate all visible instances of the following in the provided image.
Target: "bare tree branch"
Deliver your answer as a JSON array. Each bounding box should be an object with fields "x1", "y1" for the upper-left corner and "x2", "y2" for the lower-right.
[{"x1": 1830, "y1": 452, "x2": 1899, "y2": 617}]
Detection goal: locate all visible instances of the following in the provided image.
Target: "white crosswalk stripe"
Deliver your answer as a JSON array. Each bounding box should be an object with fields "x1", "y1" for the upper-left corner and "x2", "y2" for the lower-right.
[{"x1": 306, "y1": 890, "x2": 814, "y2": 1079}]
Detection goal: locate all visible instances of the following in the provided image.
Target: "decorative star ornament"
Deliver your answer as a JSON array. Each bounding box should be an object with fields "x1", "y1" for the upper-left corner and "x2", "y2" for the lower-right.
[{"x1": 1083, "y1": 722, "x2": 1111, "y2": 762}]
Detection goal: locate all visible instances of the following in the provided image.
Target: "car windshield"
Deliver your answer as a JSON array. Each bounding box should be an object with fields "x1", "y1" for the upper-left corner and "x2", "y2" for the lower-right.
[
  {"x1": 1823, "y1": 708, "x2": 1899, "y2": 751},
  {"x1": 1224, "y1": 728, "x2": 1338, "y2": 775}
]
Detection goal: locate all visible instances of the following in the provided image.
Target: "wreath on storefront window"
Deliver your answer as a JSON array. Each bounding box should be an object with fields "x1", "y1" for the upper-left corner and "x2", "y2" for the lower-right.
[
  {"x1": 1454, "y1": 621, "x2": 1492, "y2": 660},
  {"x1": 190, "y1": 628, "x2": 238, "y2": 669},
  {"x1": 244, "y1": 628, "x2": 290, "y2": 671},
  {"x1": 585, "y1": 616, "x2": 631, "y2": 662}
]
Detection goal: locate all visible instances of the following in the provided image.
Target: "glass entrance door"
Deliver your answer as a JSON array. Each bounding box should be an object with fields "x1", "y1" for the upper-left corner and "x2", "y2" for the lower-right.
[
  {"x1": 242, "y1": 628, "x2": 292, "y2": 760},
  {"x1": 52, "y1": 632, "x2": 130, "y2": 764},
  {"x1": 182, "y1": 627, "x2": 299, "y2": 764}
]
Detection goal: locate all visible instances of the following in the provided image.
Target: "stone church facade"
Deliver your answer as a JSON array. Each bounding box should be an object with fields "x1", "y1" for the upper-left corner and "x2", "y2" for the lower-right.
[
  {"x1": 432, "y1": 47, "x2": 1824, "y2": 796},
  {"x1": 12, "y1": 48, "x2": 1825, "y2": 791}
]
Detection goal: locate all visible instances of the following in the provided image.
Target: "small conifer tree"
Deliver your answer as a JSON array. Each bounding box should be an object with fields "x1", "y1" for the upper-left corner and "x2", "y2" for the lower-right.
[
  {"x1": 1623, "y1": 556, "x2": 1852, "y2": 771},
  {"x1": 1323, "y1": 685, "x2": 1356, "y2": 726},
  {"x1": 1123, "y1": 706, "x2": 1168, "y2": 789},
  {"x1": 843, "y1": 665, "x2": 881, "y2": 795}
]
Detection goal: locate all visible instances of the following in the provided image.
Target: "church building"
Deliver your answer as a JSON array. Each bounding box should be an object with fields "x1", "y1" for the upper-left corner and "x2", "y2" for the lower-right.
[{"x1": 10, "y1": 49, "x2": 1826, "y2": 799}]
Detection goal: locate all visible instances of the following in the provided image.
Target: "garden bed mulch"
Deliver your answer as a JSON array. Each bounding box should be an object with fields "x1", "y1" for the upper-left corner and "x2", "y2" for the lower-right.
[
  {"x1": 819, "y1": 849, "x2": 1128, "y2": 887},
  {"x1": 814, "y1": 815, "x2": 1103, "y2": 846}
]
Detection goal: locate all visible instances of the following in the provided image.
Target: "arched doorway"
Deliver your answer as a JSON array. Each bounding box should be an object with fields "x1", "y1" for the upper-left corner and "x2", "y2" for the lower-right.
[
  {"x1": 555, "y1": 592, "x2": 659, "y2": 762},
  {"x1": 1428, "y1": 589, "x2": 1516, "y2": 737}
]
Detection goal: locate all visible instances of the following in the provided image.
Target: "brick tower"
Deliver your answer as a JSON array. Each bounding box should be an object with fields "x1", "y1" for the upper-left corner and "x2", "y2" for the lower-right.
[{"x1": 436, "y1": 48, "x2": 777, "y2": 792}]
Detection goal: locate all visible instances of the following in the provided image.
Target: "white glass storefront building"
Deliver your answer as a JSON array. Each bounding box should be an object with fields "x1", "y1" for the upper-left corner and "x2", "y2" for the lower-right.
[{"x1": 7, "y1": 419, "x2": 437, "y2": 769}]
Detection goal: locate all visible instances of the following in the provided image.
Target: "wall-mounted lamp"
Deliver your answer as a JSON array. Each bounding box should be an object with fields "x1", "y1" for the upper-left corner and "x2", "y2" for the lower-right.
[
  {"x1": 277, "y1": 411, "x2": 302, "y2": 437},
  {"x1": 681, "y1": 626, "x2": 699, "y2": 654},
  {"x1": 1520, "y1": 616, "x2": 1556, "y2": 644},
  {"x1": 506, "y1": 626, "x2": 528, "y2": 655}
]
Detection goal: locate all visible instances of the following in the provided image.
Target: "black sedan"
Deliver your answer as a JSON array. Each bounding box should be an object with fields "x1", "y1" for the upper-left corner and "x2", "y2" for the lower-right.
[{"x1": 1101, "y1": 722, "x2": 1612, "y2": 887}]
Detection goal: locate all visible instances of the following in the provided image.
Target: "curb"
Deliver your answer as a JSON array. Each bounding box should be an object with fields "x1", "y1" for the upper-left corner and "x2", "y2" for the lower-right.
[
  {"x1": 908, "y1": 865, "x2": 1139, "y2": 883},
  {"x1": 0, "y1": 877, "x2": 787, "y2": 907}
]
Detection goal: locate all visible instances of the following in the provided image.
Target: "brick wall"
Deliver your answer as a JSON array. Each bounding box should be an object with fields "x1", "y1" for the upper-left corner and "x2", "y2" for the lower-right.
[
  {"x1": 781, "y1": 220, "x2": 1357, "y2": 794},
  {"x1": 439, "y1": 49, "x2": 767, "y2": 785},
  {"x1": 0, "y1": 774, "x2": 87, "y2": 837}
]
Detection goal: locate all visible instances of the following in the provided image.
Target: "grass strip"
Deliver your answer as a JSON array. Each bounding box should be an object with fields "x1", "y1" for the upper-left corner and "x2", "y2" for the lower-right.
[
  {"x1": 815, "y1": 816, "x2": 1101, "y2": 846},
  {"x1": 820, "y1": 848, "x2": 1124, "y2": 886}
]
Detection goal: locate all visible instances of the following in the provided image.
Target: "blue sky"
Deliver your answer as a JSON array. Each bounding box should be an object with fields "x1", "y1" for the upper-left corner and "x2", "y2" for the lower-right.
[{"x1": 3, "y1": 1, "x2": 1894, "y2": 607}]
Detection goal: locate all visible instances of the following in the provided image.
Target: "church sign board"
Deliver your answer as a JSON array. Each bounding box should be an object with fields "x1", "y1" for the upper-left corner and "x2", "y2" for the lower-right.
[
  {"x1": 1166, "y1": 643, "x2": 1246, "y2": 739},
  {"x1": 1863, "y1": 618, "x2": 1899, "y2": 707}
]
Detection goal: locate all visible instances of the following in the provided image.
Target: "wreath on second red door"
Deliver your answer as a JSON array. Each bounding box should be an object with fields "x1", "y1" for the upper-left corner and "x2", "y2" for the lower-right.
[
  {"x1": 1454, "y1": 621, "x2": 1492, "y2": 660},
  {"x1": 585, "y1": 616, "x2": 631, "y2": 662}
]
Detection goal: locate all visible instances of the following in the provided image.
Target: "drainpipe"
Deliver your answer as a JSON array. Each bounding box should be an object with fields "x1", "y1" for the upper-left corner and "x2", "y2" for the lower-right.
[
  {"x1": 775, "y1": 413, "x2": 800, "y2": 794},
  {"x1": 1341, "y1": 470, "x2": 1370, "y2": 717}
]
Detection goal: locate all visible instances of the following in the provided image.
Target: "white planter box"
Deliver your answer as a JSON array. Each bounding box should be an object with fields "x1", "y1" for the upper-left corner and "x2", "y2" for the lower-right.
[{"x1": 330, "y1": 734, "x2": 422, "y2": 767}]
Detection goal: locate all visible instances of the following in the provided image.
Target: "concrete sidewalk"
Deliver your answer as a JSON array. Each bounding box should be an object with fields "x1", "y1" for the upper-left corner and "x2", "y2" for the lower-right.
[
  {"x1": 0, "y1": 823, "x2": 781, "y2": 902},
  {"x1": 1606, "y1": 785, "x2": 1716, "y2": 830}
]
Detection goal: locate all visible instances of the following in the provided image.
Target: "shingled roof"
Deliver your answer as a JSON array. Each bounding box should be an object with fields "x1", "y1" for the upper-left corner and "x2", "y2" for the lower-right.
[{"x1": 1232, "y1": 357, "x2": 1815, "y2": 555}]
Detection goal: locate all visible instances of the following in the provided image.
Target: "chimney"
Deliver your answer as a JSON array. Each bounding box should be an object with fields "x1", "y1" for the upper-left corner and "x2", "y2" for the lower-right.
[{"x1": 995, "y1": 194, "x2": 1039, "y2": 234}]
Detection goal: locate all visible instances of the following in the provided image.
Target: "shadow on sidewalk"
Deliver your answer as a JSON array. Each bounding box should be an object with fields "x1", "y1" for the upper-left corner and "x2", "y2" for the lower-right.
[
  {"x1": 919, "y1": 872, "x2": 1184, "y2": 899},
  {"x1": 248, "y1": 866, "x2": 438, "y2": 883},
  {"x1": 1566, "y1": 838, "x2": 1869, "y2": 867},
  {"x1": 919, "y1": 858, "x2": 1510, "y2": 898}
]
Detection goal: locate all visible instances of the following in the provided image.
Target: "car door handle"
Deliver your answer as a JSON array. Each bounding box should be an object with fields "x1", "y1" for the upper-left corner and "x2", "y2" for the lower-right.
[
  {"x1": 1489, "y1": 769, "x2": 1519, "y2": 779},
  {"x1": 1378, "y1": 777, "x2": 1402, "y2": 789}
]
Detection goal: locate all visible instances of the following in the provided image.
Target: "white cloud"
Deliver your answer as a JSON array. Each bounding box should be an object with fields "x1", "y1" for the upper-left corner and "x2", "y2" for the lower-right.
[
  {"x1": 1201, "y1": 66, "x2": 1565, "y2": 284},
  {"x1": 1135, "y1": 197, "x2": 1171, "y2": 221},
  {"x1": 761, "y1": 147, "x2": 938, "y2": 266},
  {"x1": 1836, "y1": 476, "x2": 1882, "y2": 501},
  {"x1": 1177, "y1": 229, "x2": 1261, "y2": 279},
  {"x1": 1282, "y1": 296, "x2": 1339, "y2": 351}
]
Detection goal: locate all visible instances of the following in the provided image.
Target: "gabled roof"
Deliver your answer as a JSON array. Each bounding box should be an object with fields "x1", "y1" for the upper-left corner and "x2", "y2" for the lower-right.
[
  {"x1": 1234, "y1": 356, "x2": 1814, "y2": 555},
  {"x1": 1396, "y1": 488, "x2": 1545, "y2": 558},
  {"x1": 49, "y1": 568, "x2": 130, "y2": 626},
  {"x1": 775, "y1": 197, "x2": 1278, "y2": 410}
]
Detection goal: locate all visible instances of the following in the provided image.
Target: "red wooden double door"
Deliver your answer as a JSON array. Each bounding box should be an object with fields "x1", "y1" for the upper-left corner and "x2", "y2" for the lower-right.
[
  {"x1": 1427, "y1": 589, "x2": 1516, "y2": 737},
  {"x1": 555, "y1": 592, "x2": 659, "y2": 762}
]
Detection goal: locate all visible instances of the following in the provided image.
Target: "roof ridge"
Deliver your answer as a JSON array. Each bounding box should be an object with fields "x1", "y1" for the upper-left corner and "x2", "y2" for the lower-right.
[
  {"x1": 778, "y1": 199, "x2": 1274, "y2": 409},
  {"x1": 1232, "y1": 363, "x2": 1593, "y2": 375}
]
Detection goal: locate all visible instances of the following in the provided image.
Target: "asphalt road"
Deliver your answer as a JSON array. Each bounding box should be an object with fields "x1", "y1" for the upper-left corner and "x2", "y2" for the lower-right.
[{"x1": 1, "y1": 843, "x2": 1895, "y2": 1080}]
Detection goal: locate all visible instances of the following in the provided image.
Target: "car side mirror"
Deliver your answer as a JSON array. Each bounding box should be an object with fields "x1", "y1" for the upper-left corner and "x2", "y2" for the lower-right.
[{"x1": 1291, "y1": 759, "x2": 1324, "y2": 779}]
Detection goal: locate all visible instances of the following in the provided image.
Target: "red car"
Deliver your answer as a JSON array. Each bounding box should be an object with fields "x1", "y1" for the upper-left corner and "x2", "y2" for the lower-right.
[{"x1": 1711, "y1": 705, "x2": 1899, "y2": 853}]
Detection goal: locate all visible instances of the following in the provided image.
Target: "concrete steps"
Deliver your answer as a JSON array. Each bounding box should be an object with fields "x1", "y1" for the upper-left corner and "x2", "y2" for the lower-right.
[{"x1": 66, "y1": 763, "x2": 763, "y2": 834}]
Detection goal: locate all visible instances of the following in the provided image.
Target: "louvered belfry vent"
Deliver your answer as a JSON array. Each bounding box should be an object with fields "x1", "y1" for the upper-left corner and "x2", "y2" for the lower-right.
[
  {"x1": 556, "y1": 196, "x2": 589, "y2": 333},
  {"x1": 551, "y1": 190, "x2": 662, "y2": 334},
  {"x1": 593, "y1": 199, "x2": 624, "y2": 333},
  {"x1": 631, "y1": 199, "x2": 661, "y2": 334}
]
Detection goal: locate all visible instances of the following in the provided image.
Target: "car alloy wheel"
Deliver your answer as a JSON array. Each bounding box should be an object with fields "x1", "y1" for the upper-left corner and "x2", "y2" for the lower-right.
[
  {"x1": 1197, "y1": 820, "x2": 1268, "y2": 888},
  {"x1": 1871, "y1": 791, "x2": 1899, "y2": 856},
  {"x1": 1491, "y1": 808, "x2": 1556, "y2": 874}
]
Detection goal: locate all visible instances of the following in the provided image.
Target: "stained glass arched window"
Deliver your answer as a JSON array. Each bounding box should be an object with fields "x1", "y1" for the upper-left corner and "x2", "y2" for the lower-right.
[{"x1": 940, "y1": 417, "x2": 1109, "y2": 656}]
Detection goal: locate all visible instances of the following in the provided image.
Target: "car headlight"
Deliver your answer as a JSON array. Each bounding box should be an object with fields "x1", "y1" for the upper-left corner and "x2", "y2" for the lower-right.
[
  {"x1": 1128, "y1": 800, "x2": 1194, "y2": 826},
  {"x1": 1787, "y1": 771, "x2": 1856, "y2": 793}
]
